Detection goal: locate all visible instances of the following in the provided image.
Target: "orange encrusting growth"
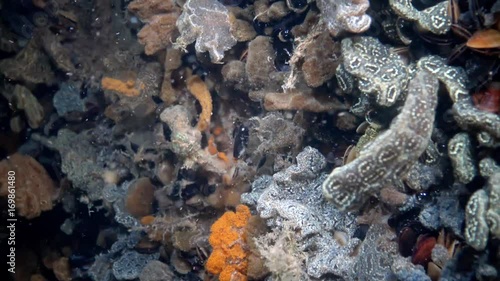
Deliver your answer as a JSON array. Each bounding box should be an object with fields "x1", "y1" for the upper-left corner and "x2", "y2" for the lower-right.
[
  {"x1": 101, "y1": 77, "x2": 141, "y2": 97},
  {"x1": 208, "y1": 136, "x2": 218, "y2": 155},
  {"x1": 217, "y1": 152, "x2": 231, "y2": 164},
  {"x1": 187, "y1": 75, "x2": 213, "y2": 131},
  {"x1": 212, "y1": 126, "x2": 224, "y2": 136},
  {"x1": 206, "y1": 205, "x2": 251, "y2": 281},
  {"x1": 140, "y1": 215, "x2": 155, "y2": 225}
]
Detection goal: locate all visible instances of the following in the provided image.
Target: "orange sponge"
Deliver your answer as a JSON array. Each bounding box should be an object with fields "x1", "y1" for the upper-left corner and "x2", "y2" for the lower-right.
[
  {"x1": 206, "y1": 205, "x2": 251, "y2": 281},
  {"x1": 101, "y1": 77, "x2": 140, "y2": 97},
  {"x1": 187, "y1": 75, "x2": 212, "y2": 131}
]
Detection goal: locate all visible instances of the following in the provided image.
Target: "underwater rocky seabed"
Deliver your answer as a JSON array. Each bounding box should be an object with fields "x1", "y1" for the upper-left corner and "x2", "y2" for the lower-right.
[{"x1": 0, "y1": 0, "x2": 499, "y2": 280}]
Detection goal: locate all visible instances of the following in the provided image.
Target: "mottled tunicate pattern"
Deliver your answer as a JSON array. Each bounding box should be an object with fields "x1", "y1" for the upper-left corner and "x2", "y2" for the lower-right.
[
  {"x1": 322, "y1": 70, "x2": 438, "y2": 211},
  {"x1": 317, "y1": 0, "x2": 371, "y2": 36},
  {"x1": 418, "y1": 56, "x2": 500, "y2": 138},
  {"x1": 354, "y1": 224, "x2": 401, "y2": 280},
  {"x1": 476, "y1": 131, "x2": 498, "y2": 148},
  {"x1": 448, "y1": 133, "x2": 477, "y2": 184},
  {"x1": 335, "y1": 63, "x2": 355, "y2": 93},
  {"x1": 465, "y1": 189, "x2": 490, "y2": 250},
  {"x1": 406, "y1": 162, "x2": 442, "y2": 191},
  {"x1": 112, "y1": 251, "x2": 160, "y2": 280},
  {"x1": 389, "y1": 0, "x2": 451, "y2": 34},
  {"x1": 405, "y1": 141, "x2": 445, "y2": 191},
  {"x1": 487, "y1": 174, "x2": 500, "y2": 237},
  {"x1": 391, "y1": 257, "x2": 430, "y2": 281},
  {"x1": 32, "y1": 129, "x2": 105, "y2": 201},
  {"x1": 175, "y1": 0, "x2": 237, "y2": 62},
  {"x1": 418, "y1": 189, "x2": 465, "y2": 237},
  {"x1": 479, "y1": 157, "x2": 500, "y2": 178},
  {"x1": 241, "y1": 147, "x2": 359, "y2": 279},
  {"x1": 340, "y1": 36, "x2": 409, "y2": 106},
  {"x1": 53, "y1": 82, "x2": 87, "y2": 116},
  {"x1": 465, "y1": 172, "x2": 500, "y2": 250},
  {"x1": 452, "y1": 100, "x2": 500, "y2": 139}
]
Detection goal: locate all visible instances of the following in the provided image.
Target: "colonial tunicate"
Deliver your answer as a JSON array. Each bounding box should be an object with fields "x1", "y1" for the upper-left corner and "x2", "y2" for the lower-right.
[{"x1": 323, "y1": 70, "x2": 438, "y2": 211}]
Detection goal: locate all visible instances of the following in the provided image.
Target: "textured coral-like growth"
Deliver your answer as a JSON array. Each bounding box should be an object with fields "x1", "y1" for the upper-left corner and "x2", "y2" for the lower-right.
[
  {"x1": 472, "y1": 83, "x2": 500, "y2": 114},
  {"x1": 0, "y1": 39, "x2": 56, "y2": 85},
  {"x1": 263, "y1": 89, "x2": 346, "y2": 112},
  {"x1": 241, "y1": 147, "x2": 359, "y2": 279},
  {"x1": 128, "y1": 0, "x2": 178, "y2": 19},
  {"x1": 137, "y1": 14, "x2": 179, "y2": 55},
  {"x1": 0, "y1": 153, "x2": 56, "y2": 219},
  {"x1": 175, "y1": 0, "x2": 237, "y2": 62},
  {"x1": 317, "y1": 0, "x2": 371, "y2": 36},
  {"x1": 128, "y1": 0, "x2": 181, "y2": 55},
  {"x1": 323, "y1": 70, "x2": 438, "y2": 211},
  {"x1": 11, "y1": 84, "x2": 45, "y2": 129},
  {"x1": 298, "y1": 31, "x2": 341, "y2": 87},
  {"x1": 245, "y1": 36, "x2": 277, "y2": 90},
  {"x1": 32, "y1": 129, "x2": 104, "y2": 201},
  {"x1": 206, "y1": 204, "x2": 251, "y2": 281},
  {"x1": 354, "y1": 224, "x2": 401, "y2": 280},
  {"x1": 52, "y1": 257, "x2": 71, "y2": 281}
]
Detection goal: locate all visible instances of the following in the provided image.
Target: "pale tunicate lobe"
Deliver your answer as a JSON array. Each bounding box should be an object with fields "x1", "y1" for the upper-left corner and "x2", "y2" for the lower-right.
[
  {"x1": 175, "y1": 0, "x2": 237, "y2": 63},
  {"x1": 323, "y1": 70, "x2": 438, "y2": 211},
  {"x1": 340, "y1": 37, "x2": 409, "y2": 107}
]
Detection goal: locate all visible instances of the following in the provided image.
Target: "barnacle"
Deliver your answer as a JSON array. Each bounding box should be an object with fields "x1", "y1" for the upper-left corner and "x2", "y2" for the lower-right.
[{"x1": 412, "y1": 235, "x2": 436, "y2": 266}]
